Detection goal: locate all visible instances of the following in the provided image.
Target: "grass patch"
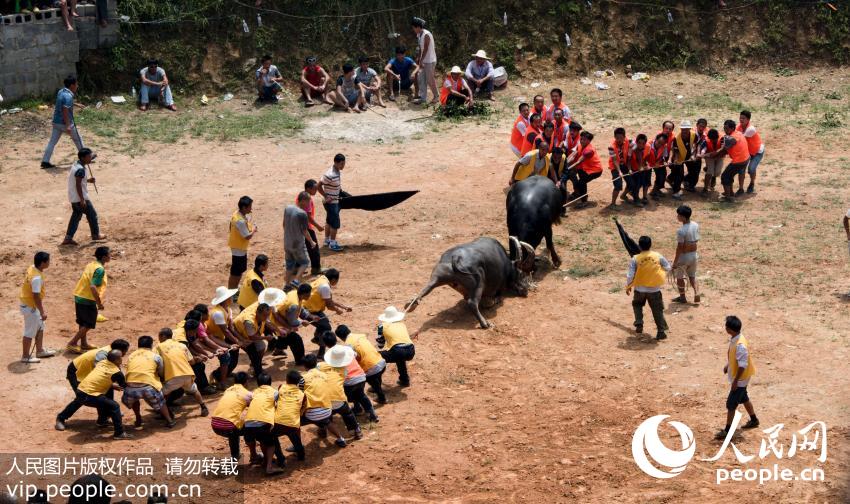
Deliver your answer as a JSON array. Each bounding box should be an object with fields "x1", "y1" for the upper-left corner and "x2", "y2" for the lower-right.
[
  {"x1": 817, "y1": 110, "x2": 844, "y2": 131},
  {"x1": 565, "y1": 265, "x2": 603, "y2": 279},
  {"x1": 189, "y1": 108, "x2": 304, "y2": 142},
  {"x1": 773, "y1": 66, "x2": 797, "y2": 77},
  {"x1": 825, "y1": 91, "x2": 843, "y2": 100},
  {"x1": 764, "y1": 93, "x2": 809, "y2": 114},
  {"x1": 687, "y1": 92, "x2": 746, "y2": 113},
  {"x1": 632, "y1": 97, "x2": 670, "y2": 115},
  {"x1": 3, "y1": 96, "x2": 49, "y2": 110},
  {"x1": 77, "y1": 108, "x2": 126, "y2": 138},
  {"x1": 433, "y1": 101, "x2": 493, "y2": 122}
]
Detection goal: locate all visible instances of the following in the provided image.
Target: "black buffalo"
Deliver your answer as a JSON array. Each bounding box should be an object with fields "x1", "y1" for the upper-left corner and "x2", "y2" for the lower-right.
[
  {"x1": 506, "y1": 176, "x2": 563, "y2": 269},
  {"x1": 405, "y1": 237, "x2": 534, "y2": 328}
]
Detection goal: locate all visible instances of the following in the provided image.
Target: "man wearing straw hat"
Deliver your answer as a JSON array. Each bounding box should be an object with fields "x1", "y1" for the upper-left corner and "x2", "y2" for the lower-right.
[
  {"x1": 439, "y1": 66, "x2": 473, "y2": 108},
  {"x1": 376, "y1": 306, "x2": 416, "y2": 387},
  {"x1": 207, "y1": 285, "x2": 241, "y2": 387},
  {"x1": 465, "y1": 50, "x2": 496, "y2": 101},
  {"x1": 320, "y1": 340, "x2": 364, "y2": 440}
]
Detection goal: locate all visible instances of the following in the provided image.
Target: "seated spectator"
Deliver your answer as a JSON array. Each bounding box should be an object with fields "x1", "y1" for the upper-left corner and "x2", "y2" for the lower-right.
[
  {"x1": 384, "y1": 46, "x2": 419, "y2": 102},
  {"x1": 328, "y1": 63, "x2": 366, "y2": 113},
  {"x1": 300, "y1": 56, "x2": 332, "y2": 107},
  {"x1": 139, "y1": 59, "x2": 176, "y2": 112},
  {"x1": 439, "y1": 66, "x2": 473, "y2": 108},
  {"x1": 256, "y1": 54, "x2": 283, "y2": 103},
  {"x1": 465, "y1": 49, "x2": 495, "y2": 101},
  {"x1": 356, "y1": 56, "x2": 384, "y2": 108}
]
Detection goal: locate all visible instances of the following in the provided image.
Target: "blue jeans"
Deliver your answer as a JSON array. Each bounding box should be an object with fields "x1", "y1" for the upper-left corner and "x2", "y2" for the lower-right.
[
  {"x1": 42, "y1": 123, "x2": 84, "y2": 163},
  {"x1": 259, "y1": 83, "x2": 282, "y2": 101},
  {"x1": 469, "y1": 77, "x2": 494, "y2": 96},
  {"x1": 746, "y1": 151, "x2": 764, "y2": 175},
  {"x1": 141, "y1": 83, "x2": 174, "y2": 106},
  {"x1": 65, "y1": 200, "x2": 100, "y2": 240},
  {"x1": 324, "y1": 202, "x2": 341, "y2": 229}
]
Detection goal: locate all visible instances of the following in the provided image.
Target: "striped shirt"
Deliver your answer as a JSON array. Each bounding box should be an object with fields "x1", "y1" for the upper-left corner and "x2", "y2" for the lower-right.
[{"x1": 320, "y1": 167, "x2": 341, "y2": 203}]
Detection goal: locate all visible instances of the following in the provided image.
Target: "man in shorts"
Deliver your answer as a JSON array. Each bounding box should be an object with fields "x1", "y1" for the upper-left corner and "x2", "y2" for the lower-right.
[
  {"x1": 715, "y1": 315, "x2": 759, "y2": 440},
  {"x1": 300, "y1": 56, "x2": 332, "y2": 106},
  {"x1": 123, "y1": 335, "x2": 176, "y2": 428},
  {"x1": 283, "y1": 192, "x2": 317, "y2": 290},
  {"x1": 227, "y1": 196, "x2": 256, "y2": 289},
  {"x1": 355, "y1": 56, "x2": 384, "y2": 107},
  {"x1": 329, "y1": 63, "x2": 366, "y2": 113},
  {"x1": 157, "y1": 327, "x2": 209, "y2": 417},
  {"x1": 300, "y1": 354, "x2": 348, "y2": 447},
  {"x1": 318, "y1": 153, "x2": 346, "y2": 251},
  {"x1": 671, "y1": 205, "x2": 700, "y2": 304},
  {"x1": 698, "y1": 128, "x2": 724, "y2": 194},
  {"x1": 19, "y1": 251, "x2": 57, "y2": 363},
  {"x1": 384, "y1": 46, "x2": 419, "y2": 101},
  {"x1": 67, "y1": 246, "x2": 110, "y2": 354},
  {"x1": 716, "y1": 119, "x2": 750, "y2": 201}
]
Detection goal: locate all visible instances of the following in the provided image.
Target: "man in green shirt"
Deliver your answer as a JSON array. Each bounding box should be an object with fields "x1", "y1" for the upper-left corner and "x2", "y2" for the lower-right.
[{"x1": 67, "y1": 247, "x2": 110, "y2": 354}]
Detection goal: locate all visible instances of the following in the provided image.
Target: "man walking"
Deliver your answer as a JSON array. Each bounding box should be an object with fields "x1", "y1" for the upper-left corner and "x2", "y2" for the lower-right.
[
  {"x1": 41, "y1": 76, "x2": 84, "y2": 169},
  {"x1": 625, "y1": 236, "x2": 671, "y2": 341},
  {"x1": 318, "y1": 154, "x2": 346, "y2": 252},
  {"x1": 672, "y1": 205, "x2": 700, "y2": 304},
  {"x1": 67, "y1": 246, "x2": 110, "y2": 353},
  {"x1": 62, "y1": 148, "x2": 106, "y2": 246},
  {"x1": 19, "y1": 251, "x2": 57, "y2": 363},
  {"x1": 283, "y1": 192, "x2": 317, "y2": 290},
  {"x1": 411, "y1": 17, "x2": 438, "y2": 104},
  {"x1": 715, "y1": 315, "x2": 759, "y2": 439}
]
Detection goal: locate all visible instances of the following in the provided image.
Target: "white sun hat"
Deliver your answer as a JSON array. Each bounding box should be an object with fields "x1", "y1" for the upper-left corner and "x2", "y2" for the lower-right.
[
  {"x1": 450, "y1": 65, "x2": 463, "y2": 74},
  {"x1": 680, "y1": 119, "x2": 693, "y2": 129},
  {"x1": 324, "y1": 345, "x2": 355, "y2": 368},
  {"x1": 211, "y1": 286, "x2": 239, "y2": 305},
  {"x1": 471, "y1": 49, "x2": 490, "y2": 60},
  {"x1": 377, "y1": 306, "x2": 406, "y2": 323},
  {"x1": 257, "y1": 288, "x2": 286, "y2": 308}
]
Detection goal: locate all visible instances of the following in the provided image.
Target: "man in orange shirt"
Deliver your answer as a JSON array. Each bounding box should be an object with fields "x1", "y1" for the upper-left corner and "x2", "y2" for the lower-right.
[
  {"x1": 509, "y1": 102, "x2": 530, "y2": 158},
  {"x1": 713, "y1": 119, "x2": 750, "y2": 201},
  {"x1": 563, "y1": 131, "x2": 603, "y2": 208},
  {"x1": 649, "y1": 132, "x2": 670, "y2": 200},
  {"x1": 302, "y1": 180, "x2": 324, "y2": 276},
  {"x1": 564, "y1": 121, "x2": 583, "y2": 162},
  {"x1": 531, "y1": 94, "x2": 546, "y2": 119},
  {"x1": 519, "y1": 113, "x2": 543, "y2": 156},
  {"x1": 544, "y1": 88, "x2": 571, "y2": 123},
  {"x1": 736, "y1": 110, "x2": 765, "y2": 194},
  {"x1": 607, "y1": 127, "x2": 632, "y2": 209},
  {"x1": 626, "y1": 133, "x2": 651, "y2": 206},
  {"x1": 551, "y1": 108, "x2": 568, "y2": 148}
]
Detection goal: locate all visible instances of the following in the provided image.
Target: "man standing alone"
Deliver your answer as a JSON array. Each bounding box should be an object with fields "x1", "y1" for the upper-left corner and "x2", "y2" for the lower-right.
[
  {"x1": 19, "y1": 251, "x2": 57, "y2": 363},
  {"x1": 41, "y1": 76, "x2": 84, "y2": 169},
  {"x1": 715, "y1": 315, "x2": 759, "y2": 439},
  {"x1": 672, "y1": 205, "x2": 700, "y2": 304},
  {"x1": 62, "y1": 148, "x2": 106, "y2": 246},
  {"x1": 411, "y1": 17, "x2": 438, "y2": 105},
  {"x1": 625, "y1": 236, "x2": 671, "y2": 341},
  {"x1": 228, "y1": 196, "x2": 256, "y2": 289}
]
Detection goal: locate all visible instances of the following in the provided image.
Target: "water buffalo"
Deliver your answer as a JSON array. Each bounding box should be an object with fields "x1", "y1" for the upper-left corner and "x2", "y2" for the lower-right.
[
  {"x1": 405, "y1": 237, "x2": 534, "y2": 328},
  {"x1": 506, "y1": 176, "x2": 563, "y2": 269}
]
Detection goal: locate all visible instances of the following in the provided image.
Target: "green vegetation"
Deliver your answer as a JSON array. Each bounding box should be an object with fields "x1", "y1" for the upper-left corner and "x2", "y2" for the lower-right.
[{"x1": 433, "y1": 101, "x2": 493, "y2": 122}]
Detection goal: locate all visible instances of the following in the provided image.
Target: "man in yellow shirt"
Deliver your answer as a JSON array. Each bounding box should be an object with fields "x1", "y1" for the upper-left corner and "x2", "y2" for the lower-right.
[
  {"x1": 233, "y1": 301, "x2": 275, "y2": 383},
  {"x1": 56, "y1": 350, "x2": 133, "y2": 439},
  {"x1": 376, "y1": 306, "x2": 416, "y2": 387},
  {"x1": 302, "y1": 268, "x2": 352, "y2": 357},
  {"x1": 300, "y1": 354, "x2": 347, "y2": 447},
  {"x1": 237, "y1": 254, "x2": 268, "y2": 310},
  {"x1": 122, "y1": 335, "x2": 176, "y2": 429},
  {"x1": 715, "y1": 316, "x2": 760, "y2": 440},
  {"x1": 272, "y1": 370, "x2": 307, "y2": 464},
  {"x1": 66, "y1": 338, "x2": 130, "y2": 393},
  {"x1": 228, "y1": 196, "x2": 257, "y2": 290},
  {"x1": 625, "y1": 236, "x2": 671, "y2": 341},
  {"x1": 269, "y1": 284, "x2": 316, "y2": 364},
  {"x1": 67, "y1": 246, "x2": 110, "y2": 354},
  {"x1": 241, "y1": 373, "x2": 282, "y2": 475},
  {"x1": 19, "y1": 251, "x2": 57, "y2": 363},
  {"x1": 210, "y1": 371, "x2": 259, "y2": 463},
  {"x1": 157, "y1": 327, "x2": 209, "y2": 417},
  {"x1": 335, "y1": 325, "x2": 387, "y2": 404}
]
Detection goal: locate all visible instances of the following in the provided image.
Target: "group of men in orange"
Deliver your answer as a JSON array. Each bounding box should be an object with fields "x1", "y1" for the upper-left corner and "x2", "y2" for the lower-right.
[{"x1": 508, "y1": 88, "x2": 765, "y2": 209}]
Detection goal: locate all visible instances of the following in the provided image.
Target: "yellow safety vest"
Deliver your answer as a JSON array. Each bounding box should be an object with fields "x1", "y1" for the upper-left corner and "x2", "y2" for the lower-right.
[
  {"x1": 347, "y1": 333, "x2": 382, "y2": 371},
  {"x1": 515, "y1": 149, "x2": 550, "y2": 181},
  {"x1": 73, "y1": 261, "x2": 107, "y2": 302},
  {"x1": 302, "y1": 368, "x2": 333, "y2": 409},
  {"x1": 674, "y1": 131, "x2": 697, "y2": 163},
  {"x1": 72, "y1": 345, "x2": 111, "y2": 381},
  {"x1": 19, "y1": 265, "x2": 45, "y2": 309},
  {"x1": 628, "y1": 251, "x2": 666, "y2": 289},
  {"x1": 172, "y1": 320, "x2": 188, "y2": 343},
  {"x1": 227, "y1": 211, "x2": 253, "y2": 251},
  {"x1": 237, "y1": 269, "x2": 266, "y2": 309},
  {"x1": 125, "y1": 348, "x2": 163, "y2": 390},
  {"x1": 728, "y1": 335, "x2": 756, "y2": 381},
  {"x1": 233, "y1": 302, "x2": 265, "y2": 339},
  {"x1": 156, "y1": 339, "x2": 195, "y2": 381},
  {"x1": 548, "y1": 153, "x2": 567, "y2": 178},
  {"x1": 318, "y1": 362, "x2": 347, "y2": 403},
  {"x1": 302, "y1": 276, "x2": 330, "y2": 313},
  {"x1": 77, "y1": 360, "x2": 120, "y2": 396},
  {"x1": 383, "y1": 322, "x2": 413, "y2": 348},
  {"x1": 244, "y1": 385, "x2": 276, "y2": 425},
  {"x1": 212, "y1": 384, "x2": 250, "y2": 428},
  {"x1": 274, "y1": 384, "x2": 304, "y2": 428},
  {"x1": 206, "y1": 304, "x2": 231, "y2": 340}
]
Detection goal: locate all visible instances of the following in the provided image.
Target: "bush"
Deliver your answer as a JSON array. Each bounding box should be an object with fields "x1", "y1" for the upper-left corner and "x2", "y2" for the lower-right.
[{"x1": 434, "y1": 101, "x2": 493, "y2": 121}]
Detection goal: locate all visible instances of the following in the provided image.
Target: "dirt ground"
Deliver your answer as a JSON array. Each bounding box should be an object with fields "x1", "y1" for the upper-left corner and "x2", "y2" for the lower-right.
[{"x1": 1, "y1": 68, "x2": 849, "y2": 503}]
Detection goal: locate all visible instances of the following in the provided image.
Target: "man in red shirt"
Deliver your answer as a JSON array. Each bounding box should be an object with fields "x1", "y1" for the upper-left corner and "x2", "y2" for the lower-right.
[
  {"x1": 300, "y1": 56, "x2": 332, "y2": 107},
  {"x1": 302, "y1": 179, "x2": 324, "y2": 275},
  {"x1": 563, "y1": 131, "x2": 603, "y2": 208}
]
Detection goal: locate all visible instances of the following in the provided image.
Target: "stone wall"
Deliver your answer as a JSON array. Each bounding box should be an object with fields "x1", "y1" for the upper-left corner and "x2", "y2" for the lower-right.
[{"x1": 0, "y1": 0, "x2": 119, "y2": 101}]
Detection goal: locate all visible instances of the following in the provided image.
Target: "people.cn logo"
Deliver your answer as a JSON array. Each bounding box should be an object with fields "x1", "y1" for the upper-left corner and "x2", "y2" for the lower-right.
[{"x1": 632, "y1": 415, "x2": 697, "y2": 479}]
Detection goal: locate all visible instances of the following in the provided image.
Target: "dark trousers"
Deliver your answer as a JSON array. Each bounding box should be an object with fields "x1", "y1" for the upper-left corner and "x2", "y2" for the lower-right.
[
  {"x1": 445, "y1": 88, "x2": 470, "y2": 107},
  {"x1": 243, "y1": 343, "x2": 265, "y2": 382},
  {"x1": 344, "y1": 381, "x2": 376, "y2": 416},
  {"x1": 471, "y1": 78, "x2": 494, "y2": 96},
  {"x1": 632, "y1": 291, "x2": 668, "y2": 333},
  {"x1": 193, "y1": 361, "x2": 210, "y2": 391},
  {"x1": 651, "y1": 166, "x2": 668, "y2": 193},
  {"x1": 684, "y1": 160, "x2": 701, "y2": 189},
  {"x1": 271, "y1": 424, "x2": 304, "y2": 463},
  {"x1": 306, "y1": 229, "x2": 321, "y2": 273},
  {"x1": 66, "y1": 362, "x2": 79, "y2": 391},
  {"x1": 626, "y1": 170, "x2": 644, "y2": 200},
  {"x1": 381, "y1": 344, "x2": 415, "y2": 385},
  {"x1": 212, "y1": 427, "x2": 242, "y2": 460},
  {"x1": 211, "y1": 348, "x2": 240, "y2": 382},
  {"x1": 311, "y1": 314, "x2": 332, "y2": 356},
  {"x1": 669, "y1": 164, "x2": 684, "y2": 193},
  {"x1": 569, "y1": 170, "x2": 602, "y2": 202},
  {"x1": 365, "y1": 369, "x2": 386, "y2": 403},
  {"x1": 65, "y1": 200, "x2": 100, "y2": 241},
  {"x1": 269, "y1": 331, "x2": 306, "y2": 364},
  {"x1": 331, "y1": 402, "x2": 360, "y2": 432},
  {"x1": 58, "y1": 390, "x2": 123, "y2": 436},
  {"x1": 95, "y1": 0, "x2": 107, "y2": 21}
]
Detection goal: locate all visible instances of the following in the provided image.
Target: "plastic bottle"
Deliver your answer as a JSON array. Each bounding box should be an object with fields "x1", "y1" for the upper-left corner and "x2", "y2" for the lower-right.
[
  {"x1": 242, "y1": 19, "x2": 249, "y2": 33},
  {"x1": 131, "y1": 86, "x2": 136, "y2": 100},
  {"x1": 257, "y1": 14, "x2": 262, "y2": 27},
  {"x1": 503, "y1": 12, "x2": 507, "y2": 26}
]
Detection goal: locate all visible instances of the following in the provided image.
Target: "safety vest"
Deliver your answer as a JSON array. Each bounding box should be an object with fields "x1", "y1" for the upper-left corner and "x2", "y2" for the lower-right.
[
  {"x1": 727, "y1": 130, "x2": 750, "y2": 163},
  {"x1": 318, "y1": 362, "x2": 347, "y2": 403},
  {"x1": 245, "y1": 385, "x2": 276, "y2": 425},
  {"x1": 552, "y1": 120, "x2": 568, "y2": 147},
  {"x1": 383, "y1": 322, "x2": 413, "y2": 348},
  {"x1": 548, "y1": 153, "x2": 567, "y2": 179},
  {"x1": 303, "y1": 276, "x2": 330, "y2": 313},
  {"x1": 728, "y1": 335, "x2": 756, "y2": 381},
  {"x1": 125, "y1": 348, "x2": 162, "y2": 390},
  {"x1": 233, "y1": 302, "x2": 265, "y2": 339},
  {"x1": 704, "y1": 137, "x2": 722, "y2": 154},
  {"x1": 628, "y1": 251, "x2": 666, "y2": 289},
  {"x1": 344, "y1": 357, "x2": 365, "y2": 384},
  {"x1": 237, "y1": 269, "x2": 266, "y2": 308},
  {"x1": 510, "y1": 115, "x2": 530, "y2": 156},
  {"x1": 227, "y1": 211, "x2": 253, "y2": 251},
  {"x1": 736, "y1": 123, "x2": 763, "y2": 156},
  {"x1": 544, "y1": 102, "x2": 569, "y2": 122},
  {"x1": 156, "y1": 338, "x2": 195, "y2": 381},
  {"x1": 346, "y1": 333, "x2": 383, "y2": 371},
  {"x1": 212, "y1": 384, "x2": 250, "y2": 428},
  {"x1": 172, "y1": 320, "x2": 188, "y2": 343},
  {"x1": 77, "y1": 360, "x2": 120, "y2": 396},
  {"x1": 73, "y1": 345, "x2": 111, "y2": 381},
  {"x1": 73, "y1": 261, "x2": 107, "y2": 302},
  {"x1": 274, "y1": 384, "x2": 304, "y2": 428},
  {"x1": 439, "y1": 74, "x2": 463, "y2": 105},
  {"x1": 19, "y1": 265, "x2": 45, "y2": 309},
  {"x1": 520, "y1": 124, "x2": 542, "y2": 156},
  {"x1": 648, "y1": 143, "x2": 666, "y2": 167},
  {"x1": 515, "y1": 149, "x2": 550, "y2": 181},
  {"x1": 628, "y1": 145, "x2": 649, "y2": 172},
  {"x1": 275, "y1": 290, "x2": 303, "y2": 320},
  {"x1": 608, "y1": 138, "x2": 630, "y2": 171},
  {"x1": 302, "y1": 367, "x2": 333, "y2": 409},
  {"x1": 674, "y1": 131, "x2": 697, "y2": 163},
  {"x1": 578, "y1": 143, "x2": 603, "y2": 174},
  {"x1": 564, "y1": 133, "x2": 581, "y2": 155},
  {"x1": 206, "y1": 304, "x2": 231, "y2": 340}
]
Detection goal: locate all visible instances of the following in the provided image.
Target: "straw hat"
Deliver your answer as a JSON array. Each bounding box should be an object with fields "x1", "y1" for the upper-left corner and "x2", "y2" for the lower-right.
[
  {"x1": 257, "y1": 288, "x2": 286, "y2": 308},
  {"x1": 471, "y1": 49, "x2": 491, "y2": 60},
  {"x1": 211, "y1": 286, "x2": 238, "y2": 305},
  {"x1": 450, "y1": 65, "x2": 463, "y2": 74},
  {"x1": 680, "y1": 119, "x2": 693, "y2": 129},
  {"x1": 377, "y1": 306, "x2": 406, "y2": 323},
  {"x1": 324, "y1": 345, "x2": 355, "y2": 368}
]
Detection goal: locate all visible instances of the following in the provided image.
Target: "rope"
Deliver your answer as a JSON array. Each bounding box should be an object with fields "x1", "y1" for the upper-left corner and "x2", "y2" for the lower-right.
[{"x1": 231, "y1": 0, "x2": 434, "y2": 20}]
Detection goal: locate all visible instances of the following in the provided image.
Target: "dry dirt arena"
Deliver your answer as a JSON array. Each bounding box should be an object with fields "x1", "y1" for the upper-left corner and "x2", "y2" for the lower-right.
[{"x1": 1, "y1": 68, "x2": 849, "y2": 503}]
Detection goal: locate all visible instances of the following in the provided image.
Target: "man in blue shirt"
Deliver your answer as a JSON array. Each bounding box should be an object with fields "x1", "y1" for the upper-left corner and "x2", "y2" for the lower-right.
[
  {"x1": 41, "y1": 75, "x2": 85, "y2": 169},
  {"x1": 383, "y1": 46, "x2": 419, "y2": 102}
]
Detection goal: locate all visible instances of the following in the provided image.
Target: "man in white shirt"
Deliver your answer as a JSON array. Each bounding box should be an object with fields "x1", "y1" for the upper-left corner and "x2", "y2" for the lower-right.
[
  {"x1": 672, "y1": 205, "x2": 700, "y2": 304},
  {"x1": 19, "y1": 251, "x2": 57, "y2": 363},
  {"x1": 256, "y1": 55, "x2": 283, "y2": 103},
  {"x1": 715, "y1": 315, "x2": 759, "y2": 440},
  {"x1": 62, "y1": 148, "x2": 106, "y2": 246},
  {"x1": 411, "y1": 17, "x2": 438, "y2": 104},
  {"x1": 464, "y1": 50, "x2": 495, "y2": 101}
]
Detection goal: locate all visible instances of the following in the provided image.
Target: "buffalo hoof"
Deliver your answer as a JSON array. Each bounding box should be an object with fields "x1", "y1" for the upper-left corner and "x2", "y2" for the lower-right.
[
  {"x1": 479, "y1": 321, "x2": 494, "y2": 329},
  {"x1": 552, "y1": 258, "x2": 562, "y2": 269}
]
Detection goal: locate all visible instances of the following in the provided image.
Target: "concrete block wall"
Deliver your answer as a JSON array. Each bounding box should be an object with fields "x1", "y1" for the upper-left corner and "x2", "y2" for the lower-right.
[{"x1": 0, "y1": 0, "x2": 118, "y2": 101}]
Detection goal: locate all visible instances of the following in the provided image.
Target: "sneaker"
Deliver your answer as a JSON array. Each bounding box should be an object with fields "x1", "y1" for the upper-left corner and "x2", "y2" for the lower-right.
[
  {"x1": 21, "y1": 356, "x2": 40, "y2": 364},
  {"x1": 201, "y1": 386, "x2": 218, "y2": 396},
  {"x1": 334, "y1": 437, "x2": 347, "y2": 448},
  {"x1": 672, "y1": 192, "x2": 683, "y2": 200},
  {"x1": 96, "y1": 419, "x2": 111, "y2": 427},
  {"x1": 742, "y1": 417, "x2": 760, "y2": 429},
  {"x1": 328, "y1": 241, "x2": 344, "y2": 252},
  {"x1": 323, "y1": 238, "x2": 331, "y2": 246},
  {"x1": 671, "y1": 295, "x2": 688, "y2": 304},
  {"x1": 55, "y1": 418, "x2": 66, "y2": 431},
  {"x1": 113, "y1": 432, "x2": 134, "y2": 440},
  {"x1": 40, "y1": 162, "x2": 56, "y2": 169},
  {"x1": 388, "y1": 94, "x2": 396, "y2": 102},
  {"x1": 655, "y1": 332, "x2": 667, "y2": 340},
  {"x1": 353, "y1": 426, "x2": 363, "y2": 440},
  {"x1": 694, "y1": 295, "x2": 701, "y2": 304},
  {"x1": 368, "y1": 413, "x2": 380, "y2": 423},
  {"x1": 36, "y1": 349, "x2": 57, "y2": 358},
  {"x1": 641, "y1": 197, "x2": 649, "y2": 205},
  {"x1": 397, "y1": 379, "x2": 410, "y2": 388},
  {"x1": 166, "y1": 419, "x2": 177, "y2": 428}
]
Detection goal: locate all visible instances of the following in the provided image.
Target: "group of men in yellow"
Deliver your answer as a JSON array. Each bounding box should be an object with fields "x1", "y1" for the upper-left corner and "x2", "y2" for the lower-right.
[{"x1": 508, "y1": 88, "x2": 766, "y2": 210}]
